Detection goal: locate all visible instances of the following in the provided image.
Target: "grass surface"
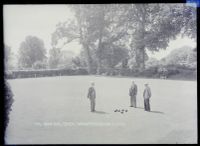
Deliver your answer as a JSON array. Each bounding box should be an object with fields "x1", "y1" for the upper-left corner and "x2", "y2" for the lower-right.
[{"x1": 6, "y1": 76, "x2": 197, "y2": 144}]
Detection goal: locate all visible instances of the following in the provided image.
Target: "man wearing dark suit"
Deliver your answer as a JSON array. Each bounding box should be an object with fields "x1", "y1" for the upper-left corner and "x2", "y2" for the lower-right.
[
  {"x1": 87, "y1": 82, "x2": 96, "y2": 112},
  {"x1": 129, "y1": 81, "x2": 138, "y2": 107},
  {"x1": 143, "y1": 83, "x2": 151, "y2": 111}
]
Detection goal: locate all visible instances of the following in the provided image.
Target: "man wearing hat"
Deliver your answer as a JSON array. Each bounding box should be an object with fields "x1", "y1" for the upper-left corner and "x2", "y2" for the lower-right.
[
  {"x1": 143, "y1": 83, "x2": 151, "y2": 111},
  {"x1": 129, "y1": 81, "x2": 138, "y2": 107},
  {"x1": 87, "y1": 82, "x2": 96, "y2": 112}
]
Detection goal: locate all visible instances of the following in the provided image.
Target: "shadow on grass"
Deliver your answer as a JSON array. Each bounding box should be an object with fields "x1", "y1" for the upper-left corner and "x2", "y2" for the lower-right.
[
  {"x1": 93, "y1": 110, "x2": 108, "y2": 114},
  {"x1": 150, "y1": 111, "x2": 164, "y2": 114},
  {"x1": 135, "y1": 106, "x2": 144, "y2": 109},
  {"x1": 131, "y1": 106, "x2": 164, "y2": 114}
]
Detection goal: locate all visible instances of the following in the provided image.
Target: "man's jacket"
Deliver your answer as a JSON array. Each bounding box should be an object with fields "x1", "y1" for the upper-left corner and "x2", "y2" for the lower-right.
[
  {"x1": 143, "y1": 87, "x2": 151, "y2": 99},
  {"x1": 129, "y1": 84, "x2": 137, "y2": 96},
  {"x1": 87, "y1": 87, "x2": 96, "y2": 99}
]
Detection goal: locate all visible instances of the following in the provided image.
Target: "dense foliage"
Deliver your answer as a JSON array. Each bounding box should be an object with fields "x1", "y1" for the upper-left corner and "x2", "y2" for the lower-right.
[
  {"x1": 52, "y1": 4, "x2": 196, "y2": 73},
  {"x1": 4, "y1": 80, "x2": 14, "y2": 131},
  {"x1": 18, "y1": 36, "x2": 47, "y2": 69},
  {"x1": 5, "y1": 4, "x2": 196, "y2": 80}
]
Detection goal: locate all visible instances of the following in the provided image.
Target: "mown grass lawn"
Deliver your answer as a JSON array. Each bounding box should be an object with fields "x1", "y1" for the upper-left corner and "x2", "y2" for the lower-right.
[{"x1": 6, "y1": 76, "x2": 197, "y2": 144}]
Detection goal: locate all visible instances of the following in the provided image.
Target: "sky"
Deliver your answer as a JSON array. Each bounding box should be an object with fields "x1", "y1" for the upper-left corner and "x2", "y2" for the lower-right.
[
  {"x1": 3, "y1": 5, "x2": 196, "y2": 61},
  {"x1": 3, "y1": 5, "x2": 81, "y2": 57}
]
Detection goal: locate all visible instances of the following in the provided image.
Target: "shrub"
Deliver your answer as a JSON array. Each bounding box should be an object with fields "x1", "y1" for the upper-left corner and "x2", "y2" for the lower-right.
[
  {"x1": 119, "y1": 68, "x2": 132, "y2": 76},
  {"x1": 4, "y1": 80, "x2": 14, "y2": 131},
  {"x1": 167, "y1": 68, "x2": 179, "y2": 77},
  {"x1": 140, "y1": 66, "x2": 159, "y2": 78},
  {"x1": 5, "y1": 70, "x2": 14, "y2": 79},
  {"x1": 33, "y1": 60, "x2": 47, "y2": 69},
  {"x1": 74, "y1": 68, "x2": 88, "y2": 75}
]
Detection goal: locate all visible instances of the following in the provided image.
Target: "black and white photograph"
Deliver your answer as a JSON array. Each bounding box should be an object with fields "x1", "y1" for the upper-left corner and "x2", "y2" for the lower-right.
[{"x1": 3, "y1": 3, "x2": 197, "y2": 144}]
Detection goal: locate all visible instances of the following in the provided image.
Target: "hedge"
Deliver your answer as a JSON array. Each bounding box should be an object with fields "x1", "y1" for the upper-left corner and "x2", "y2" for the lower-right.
[
  {"x1": 5, "y1": 65, "x2": 196, "y2": 80},
  {"x1": 5, "y1": 68, "x2": 89, "y2": 79}
]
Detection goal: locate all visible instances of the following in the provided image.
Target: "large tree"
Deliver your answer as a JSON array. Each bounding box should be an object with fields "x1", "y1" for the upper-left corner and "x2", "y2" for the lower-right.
[
  {"x1": 126, "y1": 4, "x2": 196, "y2": 70},
  {"x1": 52, "y1": 4, "x2": 196, "y2": 73},
  {"x1": 51, "y1": 5, "x2": 95, "y2": 73},
  {"x1": 18, "y1": 36, "x2": 46, "y2": 69},
  {"x1": 52, "y1": 4, "x2": 129, "y2": 74},
  {"x1": 179, "y1": 4, "x2": 197, "y2": 39},
  {"x1": 89, "y1": 4, "x2": 130, "y2": 74}
]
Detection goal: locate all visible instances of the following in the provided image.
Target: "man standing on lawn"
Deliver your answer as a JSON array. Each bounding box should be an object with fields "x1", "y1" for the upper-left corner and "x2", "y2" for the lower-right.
[
  {"x1": 87, "y1": 82, "x2": 96, "y2": 112},
  {"x1": 143, "y1": 83, "x2": 151, "y2": 111},
  {"x1": 129, "y1": 81, "x2": 138, "y2": 107}
]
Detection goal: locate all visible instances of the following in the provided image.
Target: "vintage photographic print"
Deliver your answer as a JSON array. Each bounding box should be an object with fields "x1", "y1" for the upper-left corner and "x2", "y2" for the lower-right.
[{"x1": 3, "y1": 3, "x2": 197, "y2": 144}]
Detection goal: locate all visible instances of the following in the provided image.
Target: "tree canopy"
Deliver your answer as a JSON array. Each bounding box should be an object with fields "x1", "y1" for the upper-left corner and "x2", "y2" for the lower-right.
[
  {"x1": 18, "y1": 36, "x2": 47, "y2": 69},
  {"x1": 51, "y1": 4, "x2": 196, "y2": 73}
]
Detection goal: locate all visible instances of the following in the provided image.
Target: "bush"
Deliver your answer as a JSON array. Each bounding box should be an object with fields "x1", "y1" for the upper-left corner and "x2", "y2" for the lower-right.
[
  {"x1": 119, "y1": 68, "x2": 132, "y2": 76},
  {"x1": 166, "y1": 64, "x2": 195, "y2": 70},
  {"x1": 75, "y1": 68, "x2": 88, "y2": 75},
  {"x1": 4, "y1": 80, "x2": 14, "y2": 131},
  {"x1": 168, "y1": 69, "x2": 196, "y2": 80},
  {"x1": 139, "y1": 66, "x2": 159, "y2": 78},
  {"x1": 33, "y1": 60, "x2": 47, "y2": 69},
  {"x1": 164, "y1": 64, "x2": 186, "y2": 77},
  {"x1": 9, "y1": 68, "x2": 89, "y2": 79},
  {"x1": 166, "y1": 68, "x2": 180, "y2": 77},
  {"x1": 5, "y1": 70, "x2": 14, "y2": 79}
]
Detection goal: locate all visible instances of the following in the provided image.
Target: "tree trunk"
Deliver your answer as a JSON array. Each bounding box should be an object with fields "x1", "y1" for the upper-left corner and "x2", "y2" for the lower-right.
[
  {"x1": 83, "y1": 43, "x2": 93, "y2": 74},
  {"x1": 79, "y1": 13, "x2": 93, "y2": 74},
  {"x1": 136, "y1": 5, "x2": 146, "y2": 71},
  {"x1": 97, "y1": 40, "x2": 102, "y2": 75},
  {"x1": 136, "y1": 46, "x2": 145, "y2": 71},
  {"x1": 141, "y1": 47, "x2": 145, "y2": 70},
  {"x1": 96, "y1": 7, "x2": 105, "y2": 75}
]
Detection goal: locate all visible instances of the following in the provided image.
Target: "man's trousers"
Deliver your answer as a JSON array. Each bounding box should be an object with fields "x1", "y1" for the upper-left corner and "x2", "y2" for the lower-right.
[
  {"x1": 130, "y1": 95, "x2": 136, "y2": 107},
  {"x1": 144, "y1": 98, "x2": 150, "y2": 111},
  {"x1": 90, "y1": 98, "x2": 96, "y2": 112}
]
